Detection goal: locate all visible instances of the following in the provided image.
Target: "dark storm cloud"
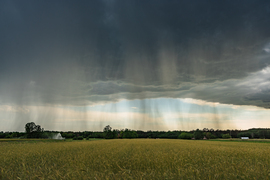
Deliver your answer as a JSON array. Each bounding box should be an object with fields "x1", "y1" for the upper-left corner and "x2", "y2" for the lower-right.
[{"x1": 1, "y1": 0, "x2": 270, "y2": 107}]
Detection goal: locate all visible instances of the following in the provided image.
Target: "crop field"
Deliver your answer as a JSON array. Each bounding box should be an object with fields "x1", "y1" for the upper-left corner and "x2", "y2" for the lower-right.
[{"x1": 1, "y1": 139, "x2": 270, "y2": 179}]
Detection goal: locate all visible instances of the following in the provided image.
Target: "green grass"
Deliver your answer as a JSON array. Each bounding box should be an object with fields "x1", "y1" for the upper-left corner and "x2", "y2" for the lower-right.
[
  {"x1": 0, "y1": 138, "x2": 101, "y2": 143},
  {"x1": 209, "y1": 138, "x2": 270, "y2": 143},
  {"x1": 1, "y1": 139, "x2": 270, "y2": 179}
]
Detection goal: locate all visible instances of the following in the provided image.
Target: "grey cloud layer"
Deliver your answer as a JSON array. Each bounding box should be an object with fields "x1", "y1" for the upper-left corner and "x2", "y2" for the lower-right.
[{"x1": 1, "y1": 0, "x2": 270, "y2": 107}]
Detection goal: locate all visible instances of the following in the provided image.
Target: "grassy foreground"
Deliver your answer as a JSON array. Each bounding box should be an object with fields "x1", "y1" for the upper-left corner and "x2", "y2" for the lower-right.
[{"x1": 1, "y1": 139, "x2": 270, "y2": 179}]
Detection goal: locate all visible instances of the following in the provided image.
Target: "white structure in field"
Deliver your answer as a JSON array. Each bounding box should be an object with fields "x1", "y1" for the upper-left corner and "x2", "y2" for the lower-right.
[
  {"x1": 241, "y1": 137, "x2": 249, "y2": 139},
  {"x1": 52, "y1": 133, "x2": 65, "y2": 140}
]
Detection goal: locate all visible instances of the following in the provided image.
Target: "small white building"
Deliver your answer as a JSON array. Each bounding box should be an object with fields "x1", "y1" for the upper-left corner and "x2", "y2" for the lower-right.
[{"x1": 241, "y1": 137, "x2": 249, "y2": 139}]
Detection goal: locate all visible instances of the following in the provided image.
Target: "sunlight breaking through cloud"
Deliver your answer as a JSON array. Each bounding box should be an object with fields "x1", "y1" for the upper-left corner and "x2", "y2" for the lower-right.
[{"x1": 1, "y1": 0, "x2": 270, "y2": 131}]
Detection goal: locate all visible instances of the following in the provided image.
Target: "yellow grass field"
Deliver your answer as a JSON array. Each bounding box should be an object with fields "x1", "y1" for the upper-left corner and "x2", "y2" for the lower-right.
[{"x1": 1, "y1": 139, "x2": 270, "y2": 179}]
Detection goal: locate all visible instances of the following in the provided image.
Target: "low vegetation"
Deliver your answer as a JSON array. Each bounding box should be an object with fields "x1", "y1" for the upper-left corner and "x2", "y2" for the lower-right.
[
  {"x1": 2, "y1": 123, "x2": 270, "y2": 140},
  {"x1": 1, "y1": 139, "x2": 270, "y2": 179}
]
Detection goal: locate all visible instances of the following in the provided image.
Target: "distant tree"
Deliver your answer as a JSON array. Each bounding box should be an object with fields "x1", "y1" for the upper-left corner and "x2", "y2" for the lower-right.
[
  {"x1": 25, "y1": 122, "x2": 44, "y2": 138},
  {"x1": 36, "y1": 125, "x2": 43, "y2": 133},
  {"x1": 122, "y1": 129, "x2": 138, "y2": 139},
  {"x1": 205, "y1": 132, "x2": 216, "y2": 139},
  {"x1": 258, "y1": 131, "x2": 265, "y2": 139},
  {"x1": 103, "y1": 125, "x2": 112, "y2": 132},
  {"x1": 255, "y1": 130, "x2": 270, "y2": 139},
  {"x1": 61, "y1": 133, "x2": 74, "y2": 139},
  {"x1": 193, "y1": 129, "x2": 203, "y2": 140},
  {"x1": 10, "y1": 133, "x2": 18, "y2": 138},
  {"x1": 265, "y1": 131, "x2": 270, "y2": 139},
  {"x1": 104, "y1": 130, "x2": 117, "y2": 139},
  {"x1": 178, "y1": 132, "x2": 193, "y2": 139},
  {"x1": 25, "y1": 122, "x2": 37, "y2": 134},
  {"x1": 214, "y1": 130, "x2": 223, "y2": 138},
  {"x1": 237, "y1": 132, "x2": 252, "y2": 138},
  {"x1": 0, "y1": 132, "x2": 5, "y2": 138},
  {"x1": 203, "y1": 128, "x2": 209, "y2": 132},
  {"x1": 77, "y1": 136, "x2": 84, "y2": 140},
  {"x1": 83, "y1": 131, "x2": 91, "y2": 138},
  {"x1": 205, "y1": 132, "x2": 211, "y2": 139},
  {"x1": 103, "y1": 125, "x2": 116, "y2": 139},
  {"x1": 91, "y1": 132, "x2": 104, "y2": 138},
  {"x1": 165, "y1": 131, "x2": 180, "y2": 139},
  {"x1": 222, "y1": 133, "x2": 231, "y2": 139}
]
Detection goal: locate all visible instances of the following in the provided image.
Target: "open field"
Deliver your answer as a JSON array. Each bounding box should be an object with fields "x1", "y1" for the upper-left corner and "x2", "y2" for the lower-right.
[
  {"x1": 0, "y1": 138, "x2": 101, "y2": 143},
  {"x1": 209, "y1": 138, "x2": 270, "y2": 143},
  {"x1": 1, "y1": 139, "x2": 270, "y2": 179},
  {"x1": 0, "y1": 139, "x2": 63, "y2": 143}
]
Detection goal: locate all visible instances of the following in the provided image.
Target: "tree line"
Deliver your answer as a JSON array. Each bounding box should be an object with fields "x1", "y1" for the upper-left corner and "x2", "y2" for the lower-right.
[{"x1": 1, "y1": 122, "x2": 270, "y2": 140}]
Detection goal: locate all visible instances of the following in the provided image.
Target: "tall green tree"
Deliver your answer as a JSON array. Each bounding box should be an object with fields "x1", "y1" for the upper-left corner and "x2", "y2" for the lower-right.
[
  {"x1": 193, "y1": 129, "x2": 203, "y2": 140},
  {"x1": 103, "y1": 125, "x2": 116, "y2": 139},
  {"x1": 25, "y1": 122, "x2": 36, "y2": 134},
  {"x1": 25, "y1": 122, "x2": 43, "y2": 138},
  {"x1": 103, "y1": 125, "x2": 112, "y2": 132},
  {"x1": 122, "y1": 129, "x2": 138, "y2": 138}
]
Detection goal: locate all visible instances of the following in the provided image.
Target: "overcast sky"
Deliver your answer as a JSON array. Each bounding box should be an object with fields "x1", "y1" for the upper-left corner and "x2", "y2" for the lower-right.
[{"x1": 1, "y1": 0, "x2": 270, "y2": 131}]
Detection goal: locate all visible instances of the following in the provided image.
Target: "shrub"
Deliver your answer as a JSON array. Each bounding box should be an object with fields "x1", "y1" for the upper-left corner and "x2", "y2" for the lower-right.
[
  {"x1": 178, "y1": 132, "x2": 193, "y2": 139},
  {"x1": 210, "y1": 134, "x2": 217, "y2": 139},
  {"x1": 62, "y1": 133, "x2": 74, "y2": 139},
  {"x1": 222, "y1": 134, "x2": 231, "y2": 139},
  {"x1": 5, "y1": 135, "x2": 11, "y2": 138},
  {"x1": 77, "y1": 136, "x2": 84, "y2": 140}
]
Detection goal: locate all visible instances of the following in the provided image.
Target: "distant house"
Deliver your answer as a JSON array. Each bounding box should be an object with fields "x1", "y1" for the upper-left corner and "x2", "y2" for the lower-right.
[
  {"x1": 203, "y1": 136, "x2": 207, "y2": 140},
  {"x1": 241, "y1": 137, "x2": 249, "y2": 139}
]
